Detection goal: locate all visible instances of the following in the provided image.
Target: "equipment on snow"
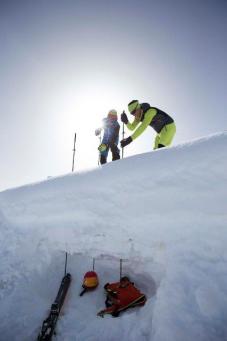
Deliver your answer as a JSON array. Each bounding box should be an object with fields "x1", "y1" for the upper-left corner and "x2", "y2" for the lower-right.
[
  {"x1": 71, "y1": 133, "x2": 77, "y2": 172},
  {"x1": 95, "y1": 129, "x2": 102, "y2": 165},
  {"x1": 97, "y1": 276, "x2": 146, "y2": 318},
  {"x1": 79, "y1": 271, "x2": 99, "y2": 296},
  {"x1": 80, "y1": 258, "x2": 99, "y2": 296},
  {"x1": 121, "y1": 112, "x2": 126, "y2": 159},
  {"x1": 119, "y1": 258, "x2": 123, "y2": 281},
  {"x1": 37, "y1": 273, "x2": 71, "y2": 341}
]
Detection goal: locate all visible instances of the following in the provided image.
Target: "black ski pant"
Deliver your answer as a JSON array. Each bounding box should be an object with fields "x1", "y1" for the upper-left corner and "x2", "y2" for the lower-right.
[{"x1": 100, "y1": 144, "x2": 120, "y2": 164}]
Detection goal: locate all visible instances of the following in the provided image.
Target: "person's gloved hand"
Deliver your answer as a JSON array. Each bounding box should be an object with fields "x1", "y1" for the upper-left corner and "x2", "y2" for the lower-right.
[
  {"x1": 104, "y1": 283, "x2": 110, "y2": 290},
  {"x1": 121, "y1": 112, "x2": 129, "y2": 124},
  {"x1": 120, "y1": 137, "x2": 132, "y2": 148},
  {"x1": 98, "y1": 143, "x2": 107, "y2": 152},
  {"x1": 97, "y1": 310, "x2": 105, "y2": 318},
  {"x1": 95, "y1": 128, "x2": 101, "y2": 136}
]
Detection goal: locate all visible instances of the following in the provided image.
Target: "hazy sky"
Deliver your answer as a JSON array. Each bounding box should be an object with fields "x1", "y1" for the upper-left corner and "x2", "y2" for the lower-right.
[{"x1": 0, "y1": 0, "x2": 226, "y2": 191}]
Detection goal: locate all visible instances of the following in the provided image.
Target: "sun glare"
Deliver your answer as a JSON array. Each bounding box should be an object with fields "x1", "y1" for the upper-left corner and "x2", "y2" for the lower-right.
[
  {"x1": 67, "y1": 81, "x2": 126, "y2": 170},
  {"x1": 47, "y1": 76, "x2": 135, "y2": 173}
]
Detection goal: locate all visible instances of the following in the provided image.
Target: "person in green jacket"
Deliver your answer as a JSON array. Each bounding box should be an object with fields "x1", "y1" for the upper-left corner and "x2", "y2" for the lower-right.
[{"x1": 120, "y1": 100, "x2": 176, "y2": 149}]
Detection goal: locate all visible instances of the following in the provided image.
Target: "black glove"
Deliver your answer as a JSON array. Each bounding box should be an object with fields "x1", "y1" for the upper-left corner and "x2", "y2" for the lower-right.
[
  {"x1": 120, "y1": 136, "x2": 132, "y2": 148},
  {"x1": 104, "y1": 283, "x2": 110, "y2": 290},
  {"x1": 121, "y1": 112, "x2": 129, "y2": 124}
]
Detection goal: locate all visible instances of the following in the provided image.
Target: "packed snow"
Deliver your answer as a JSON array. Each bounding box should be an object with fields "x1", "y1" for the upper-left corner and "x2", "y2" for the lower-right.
[{"x1": 0, "y1": 132, "x2": 227, "y2": 341}]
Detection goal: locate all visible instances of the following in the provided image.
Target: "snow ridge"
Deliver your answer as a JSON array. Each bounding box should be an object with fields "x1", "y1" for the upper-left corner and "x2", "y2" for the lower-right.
[{"x1": 0, "y1": 132, "x2": 227, "y2": 340}]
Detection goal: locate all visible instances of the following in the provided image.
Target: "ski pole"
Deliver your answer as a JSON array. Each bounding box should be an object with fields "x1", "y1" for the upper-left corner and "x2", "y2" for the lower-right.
[
  {"x1": 98, "y1": 135, "x2": 101, "y2": 166},
  {"x1": 64, "y1": 252, "x2": 68, "y2": 276},
  {"x1": 121, "y1": 111, "x2": 126, "y2": 159},
  {"x1": 72, "y1": 133, "x2": 76, "y2": 172},
  {"x1": 120, "y1": 259, "x2": 123, "y2": 280},
  {"x1": 93, "y1": 258, "x2": 95, "y2": 271}
]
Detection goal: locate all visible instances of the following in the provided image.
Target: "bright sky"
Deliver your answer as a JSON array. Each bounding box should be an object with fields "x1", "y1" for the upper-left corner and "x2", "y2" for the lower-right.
[{"x1": 0, "y1": 0, "x2": 226, "y2": 191}]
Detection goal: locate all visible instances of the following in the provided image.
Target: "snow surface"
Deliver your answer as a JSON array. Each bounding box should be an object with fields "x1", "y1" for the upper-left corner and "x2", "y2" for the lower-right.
[{"x1": 0, "y1": 132, "x2": 227, "y2": 341}]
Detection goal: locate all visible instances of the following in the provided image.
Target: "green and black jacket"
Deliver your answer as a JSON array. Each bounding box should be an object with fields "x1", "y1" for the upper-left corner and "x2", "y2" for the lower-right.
[{"x1": 127, "y1": 103, "x2": 174, "y2": 140}]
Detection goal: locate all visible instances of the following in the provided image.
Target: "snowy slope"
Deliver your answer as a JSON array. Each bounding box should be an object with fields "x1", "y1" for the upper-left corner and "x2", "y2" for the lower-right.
[{"x1": 0, "y1": 132, "x2": 227, "y2": 341}]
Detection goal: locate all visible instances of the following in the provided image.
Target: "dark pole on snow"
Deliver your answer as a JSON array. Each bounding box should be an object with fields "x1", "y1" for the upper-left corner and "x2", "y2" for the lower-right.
[
  {"x1": 120, "y1": 259, "x2": 123, "y2": 280},
  {"x1": 98, "y1": 135, "x2": 101, "y2": 166},
  {"x1": 72, "y1": 133, "x2": 76, "y2": 172},
  {"x1": 121, "y1": 111, "x2": 126, "y2": 159},
  {"x1": 64, "y1": 252, "x2": 68, "y2": 276}
]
